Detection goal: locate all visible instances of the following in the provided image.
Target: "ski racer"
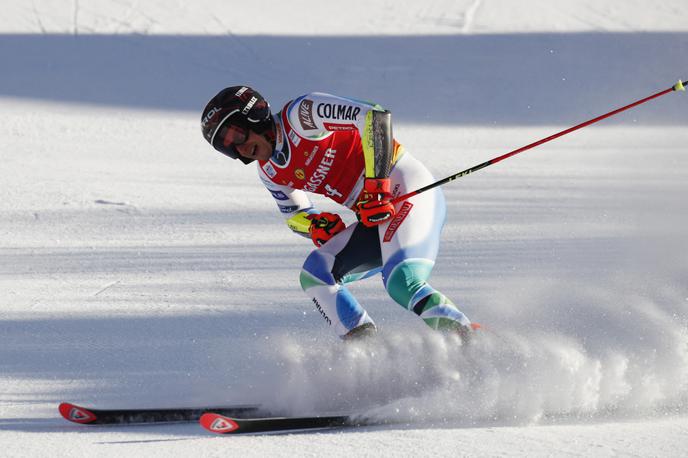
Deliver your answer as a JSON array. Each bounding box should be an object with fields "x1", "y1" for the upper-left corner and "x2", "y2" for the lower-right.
[{"x1": 201, "y1": 86, "x2": 477, "y2": 341}]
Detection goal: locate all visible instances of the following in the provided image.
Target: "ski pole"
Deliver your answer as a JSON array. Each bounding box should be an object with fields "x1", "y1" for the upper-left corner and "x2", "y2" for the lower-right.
[{"x1": 392, "y1": 79, "x2": 686, "y2": 205}]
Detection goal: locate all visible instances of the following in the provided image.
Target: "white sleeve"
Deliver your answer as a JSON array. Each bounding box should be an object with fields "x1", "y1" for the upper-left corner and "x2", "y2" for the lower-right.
[
  {"x1": 285, "y1": 92, "x2": 384, "y2": 139},
  {"x1": 258, "y1": 166, "x2": 314, "y2": 218}
]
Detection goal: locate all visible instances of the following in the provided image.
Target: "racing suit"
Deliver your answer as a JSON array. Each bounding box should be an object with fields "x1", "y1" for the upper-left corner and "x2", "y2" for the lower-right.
[{"x1": 257, "y1": 93, "x2": 471, "y2": 338}]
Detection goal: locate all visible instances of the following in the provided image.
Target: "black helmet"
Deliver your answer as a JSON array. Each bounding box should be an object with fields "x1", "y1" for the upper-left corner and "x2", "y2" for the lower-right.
[{"x1": 201, "y1": 86, "x2": 274, "y2": 164}]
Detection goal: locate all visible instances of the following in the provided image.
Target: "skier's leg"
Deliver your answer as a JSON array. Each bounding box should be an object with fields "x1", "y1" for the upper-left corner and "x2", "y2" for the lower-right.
[
  {"x1": 380, "y1": 153, "x2": 472, "y2": 331},
  {"x1": 300, "y1": 223, "x2": 382, "y2": 338}
]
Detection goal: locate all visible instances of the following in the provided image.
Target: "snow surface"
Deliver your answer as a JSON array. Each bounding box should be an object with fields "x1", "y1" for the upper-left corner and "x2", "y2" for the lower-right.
[{"x1": 1, "y1": 1, "x2": 687, "y2": 456}]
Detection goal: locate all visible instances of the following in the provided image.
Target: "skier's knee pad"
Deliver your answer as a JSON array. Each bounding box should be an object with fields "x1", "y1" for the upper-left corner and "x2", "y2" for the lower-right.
[
  {"x1": 300, "y1": 249, "x2": 336, "y2": 291},
  {"x1": 383, "y1": 258, "x2": 436, "y2": 309},
  {"x1": 299, "y1": 249, "x2": 373, "y2": 337}
]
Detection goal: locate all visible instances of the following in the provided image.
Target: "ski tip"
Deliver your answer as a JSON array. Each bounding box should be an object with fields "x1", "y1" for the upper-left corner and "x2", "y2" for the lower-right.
[
  {"x1": 58, "y1": 402, "x2": 98, "y2": 424},
  {"x1": 674, "y1": 80, "x2": 685, "y2": 92},
  {"x1": 199, "y1": 412, "x2": 240, "y2": 434}
]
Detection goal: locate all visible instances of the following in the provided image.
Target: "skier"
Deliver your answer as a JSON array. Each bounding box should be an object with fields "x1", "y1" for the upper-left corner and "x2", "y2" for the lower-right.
[{"x1": 201, "y1": 86, "x2": 476, "y2": 342}]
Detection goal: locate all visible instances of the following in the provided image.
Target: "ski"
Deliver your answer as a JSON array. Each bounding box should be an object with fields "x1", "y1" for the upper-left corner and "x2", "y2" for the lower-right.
[
  {"x1": 58, "y1": 402, "x2": 263, "y2": 425},
  {"x1": 199, "y1": 411, "x2": 370, "y2": 435}
]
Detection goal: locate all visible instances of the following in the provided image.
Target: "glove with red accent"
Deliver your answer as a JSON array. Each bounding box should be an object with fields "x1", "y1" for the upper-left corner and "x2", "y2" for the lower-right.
[
  {"x1": 355, "y1": 178, "x2": 396, "y2": 227},
  {"x1": 308, "y1": 212, "x2": 346, "y2": 247}
]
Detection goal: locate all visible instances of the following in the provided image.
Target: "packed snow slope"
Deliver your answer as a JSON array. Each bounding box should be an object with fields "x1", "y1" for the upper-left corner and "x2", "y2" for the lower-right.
[{"x1": 1, "y1": 1, "x2": 687, "y2": 456}]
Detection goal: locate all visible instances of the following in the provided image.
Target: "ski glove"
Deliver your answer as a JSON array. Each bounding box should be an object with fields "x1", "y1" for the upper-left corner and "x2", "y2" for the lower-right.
[
  {"x1": 308, "y1": 212, "x2": 346, "y2": 247},
  {"x1": 355, "y1": 178, "x2": 396, "y2": 227}
]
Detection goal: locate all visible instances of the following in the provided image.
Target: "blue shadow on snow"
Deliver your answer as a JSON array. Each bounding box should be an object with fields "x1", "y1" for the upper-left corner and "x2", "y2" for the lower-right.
[{"x1": 0, "y1": 32, "x2": 686, "y2": 124}]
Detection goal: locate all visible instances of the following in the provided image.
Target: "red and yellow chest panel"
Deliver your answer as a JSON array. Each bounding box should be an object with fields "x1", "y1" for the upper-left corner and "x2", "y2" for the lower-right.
[{"x1": 258, "y1": 110, "x2": 366, "y2": 205}]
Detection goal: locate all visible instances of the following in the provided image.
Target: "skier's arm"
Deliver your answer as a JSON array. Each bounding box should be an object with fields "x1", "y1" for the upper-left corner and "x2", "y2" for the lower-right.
[
  {"x1": 357, "y1": 107, "x2": 397, "y2": 226},
  {"x1": 286, "y1": 93, "x2": 395, "y2": 180},
  {"x1": 258, "y1": 172, "x2": 345, "y2": 245},
  {"x1": 264, "y1": 187, "x2": 345, "y2": 246},
  {"x1": 361, "y1": 108, "x2": 394, "y2": 180},
  {"x1": 258, "y1": 172, "x2": 315, "y2": 238},
  {"x1": 286, "y1": 93, "x2": 397, "y2": 226},
  {"x1": 281, "y1": 93, "x2": 396, "y2": 227}
]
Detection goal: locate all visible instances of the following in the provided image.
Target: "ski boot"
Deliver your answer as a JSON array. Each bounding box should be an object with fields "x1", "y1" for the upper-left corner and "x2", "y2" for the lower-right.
[
  {"x1": 438, "y1": 320, "x2": 481, "y2": 346},
  {"x1": 457, "y1": 322, "x2": 482, "y2": 345},
  {"x1": 343, "y1": 322, "x2": 378, "y2": 341}
]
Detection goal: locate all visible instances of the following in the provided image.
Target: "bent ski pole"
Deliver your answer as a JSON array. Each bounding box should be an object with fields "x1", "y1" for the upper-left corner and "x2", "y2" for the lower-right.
[{"x1": 392, "y1": 79, "x2": 686, "y2": 205}]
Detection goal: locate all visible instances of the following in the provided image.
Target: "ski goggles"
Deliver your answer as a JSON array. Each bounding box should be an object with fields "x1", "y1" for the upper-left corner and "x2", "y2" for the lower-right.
[{"x1": 210, "y1": 113, "x2": 251, "y2": 162}]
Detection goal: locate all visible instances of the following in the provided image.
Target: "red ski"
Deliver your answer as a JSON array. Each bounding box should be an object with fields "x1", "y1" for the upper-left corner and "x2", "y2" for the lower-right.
[
  {"x1": 200, "y1": 411, "x2": 366, "y2": 435},
  {"x1": 59, "y1": 402, "x2": 262, "y2": 425}
]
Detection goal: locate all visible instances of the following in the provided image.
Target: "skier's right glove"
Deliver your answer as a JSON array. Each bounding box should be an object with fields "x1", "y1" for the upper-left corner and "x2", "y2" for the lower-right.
[{"x1": 308, "y1": 212, "x2": 346, "y2": 247}]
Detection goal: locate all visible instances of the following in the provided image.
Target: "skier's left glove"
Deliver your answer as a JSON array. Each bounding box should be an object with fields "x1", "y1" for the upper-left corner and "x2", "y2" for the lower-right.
[
  {"x1": 308, "y1": 212, "x2": 346, "y2": 247},
  {"x1": 355, "y1": 178, "x2": 396, "y2": 227}
]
